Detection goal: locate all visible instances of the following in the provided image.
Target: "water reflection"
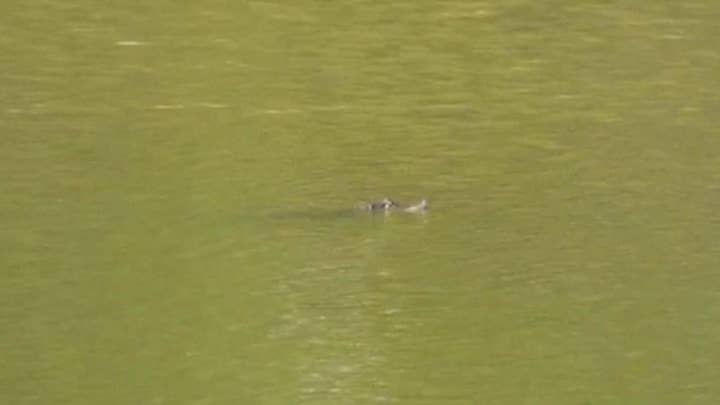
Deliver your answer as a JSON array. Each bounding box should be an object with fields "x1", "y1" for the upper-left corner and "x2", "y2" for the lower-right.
[{"x1": 258, "y1": 208, "x2": 430, "y2": 403}]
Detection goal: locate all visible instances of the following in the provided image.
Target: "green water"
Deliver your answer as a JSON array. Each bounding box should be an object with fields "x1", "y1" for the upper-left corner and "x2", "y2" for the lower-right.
[{"x1": 2, "y1": 1, "x2": 720, "y2": 404}]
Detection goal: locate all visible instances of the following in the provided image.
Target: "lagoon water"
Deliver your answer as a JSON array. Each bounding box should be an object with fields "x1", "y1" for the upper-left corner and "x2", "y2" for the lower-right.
[{"x1": 2, "y1": 1, "x2": 720, "y2": 404}]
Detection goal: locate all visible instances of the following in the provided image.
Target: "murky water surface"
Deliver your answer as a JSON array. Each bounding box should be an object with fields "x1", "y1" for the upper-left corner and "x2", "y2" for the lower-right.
[{"x1": 2, "y1": 1, "x2": 720, "y2": 404}]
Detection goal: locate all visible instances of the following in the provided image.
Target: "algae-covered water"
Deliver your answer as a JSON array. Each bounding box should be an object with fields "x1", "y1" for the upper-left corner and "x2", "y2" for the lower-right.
[{"x1": 2, "y1": 1, "x2": 719, "y2": 404}]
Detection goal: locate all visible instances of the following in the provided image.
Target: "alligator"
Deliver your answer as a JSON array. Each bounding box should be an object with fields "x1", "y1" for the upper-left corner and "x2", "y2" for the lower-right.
[{"x1": 359, "y1": 198, "x2": 428, "y2": 213}]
